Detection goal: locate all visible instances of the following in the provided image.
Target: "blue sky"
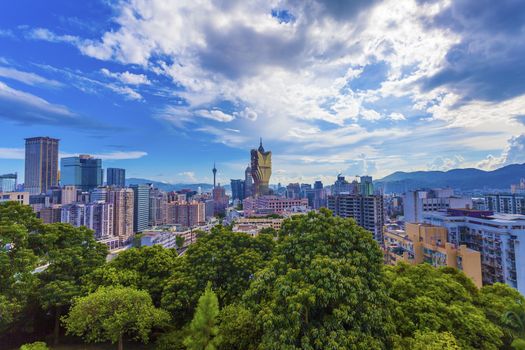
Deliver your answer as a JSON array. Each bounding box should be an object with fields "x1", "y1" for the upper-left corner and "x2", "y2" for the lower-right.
[{"x1": 0, "y1": 0, "x2": 524, "y2": 185}]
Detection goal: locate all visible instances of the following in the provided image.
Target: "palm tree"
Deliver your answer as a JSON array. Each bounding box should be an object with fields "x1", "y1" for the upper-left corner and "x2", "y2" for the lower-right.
[{"x1": 502, "y1": 302, "x2": 525, "y2": 349}]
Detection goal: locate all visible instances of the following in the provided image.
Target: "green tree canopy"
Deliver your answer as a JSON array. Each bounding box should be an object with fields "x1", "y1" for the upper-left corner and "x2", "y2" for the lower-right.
[
  {"x1": 184, "y1": 283, "x2": 221, "y2": 350},
  {"x1": 63, "y1": 286, "x2": 170, "y2": 350},
  {"x1": 19, "y1": 341, "x2": 49, "y2": 350},
  {"x1": 0, "y1": 203, "x2": 40, "y2": 333},
  {"x1": 83, "y1": 245, "x2": 178, "y2": 306},
  {"x1": 161, "y1": 225, "x2": 274, "y2": 324},
  {"x1": 243, "y1": 209, "x2": 394, "y2": 349},
  {"x1": 37, "y1": 223, "x2": 108, "y2": 344},
  {"x1": 386, "y1": 263, "x2": 503, "y2": 349}
]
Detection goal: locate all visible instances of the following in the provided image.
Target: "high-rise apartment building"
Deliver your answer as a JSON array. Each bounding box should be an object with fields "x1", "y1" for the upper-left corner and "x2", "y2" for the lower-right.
[
  {"x1": 149, "y1": 187, "x2": 167, "y2": 226},
  {"x1": 485, "y1": 194, "x2": 525, "y2": 215},
  {"x1": 327, "y1": 194, "x2": 385, "y2": 242},
  {"x1": 60, "y1": 155, "x2": 103, "y2": 191},
  {"x1": 108, "y1": 188, "x2": 134, "y2": 243},
  {"x1": 230, "y1": 179, "x2": 245, "y2": 201},
  {"x1": 0, "y1": 173, "x2": 17, "y2": 192},
  {"x1": 212, "y1": 184, "x2": 229, "y2": 215},
  {"x1": 85, "y1": 201, "x2": 114, "y2": 239},
  {"x1": 360, "y1": 176, "x2": 374, "y2": 196},
  {"x1": 423, "y1": 209, "x2": 525, "y2": 294},
  {"x1": 24, "y1": 137, "x2": 59, "y2": 194},
  {"x1": 61, "y1": 203, "x2": 86, "y2": 227},
  {"x1": 286, "y1": 183, "x2": 301, "y2": 199},
  {"x1": 106, "y1": 168, "x2": 126, "y2": 187},
  {"x1": 313, "y1": 180, "x2": 326, "y2": 209},
  {"x1": 166, "y1": 201, "x2": 205, "y2": 227},
  {"x1": 130, "y1": 184, "x2": 150, "y2": 233},
  {"x1": 250, "y1": 139, "x2": 272, "y2": 196}
]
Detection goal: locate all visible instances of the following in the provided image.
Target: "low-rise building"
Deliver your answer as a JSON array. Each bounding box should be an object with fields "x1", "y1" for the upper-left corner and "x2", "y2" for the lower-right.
[
  {"x1": 383, "y1": 222, "x2": 482, "y2": 288},
  {"x1": 0, "y1": 191, "x2": 29, "y2": 205},
  {"x1": 232, "y1": 217, "x2": 284, "y2": 236},
  {"x1": 243, "y1": 196, "x2": 308, "y2": 216}
]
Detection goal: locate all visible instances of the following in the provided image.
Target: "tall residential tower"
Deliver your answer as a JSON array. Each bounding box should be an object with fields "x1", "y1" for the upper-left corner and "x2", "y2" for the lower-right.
[{"x1": 24, "y1": 137, "x2": 59, "y2": 194}]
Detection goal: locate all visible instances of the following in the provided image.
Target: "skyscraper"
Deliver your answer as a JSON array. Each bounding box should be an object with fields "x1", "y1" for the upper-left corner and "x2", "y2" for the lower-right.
[
  {"x1": 107, "y1": 168, "x2": 126, "y2": 187},
  {"x1": 230, "y1": 179, "x2": 245, "y2": 201},
  {"x1": 244, "y1": 165, "x2": 252, "y2": 198},
  {"x1": 130, "y1": 184, "x2": 150, "y2": 233},
  {"x1": 24, "y1": 137, "x2": 59, "y2": 194},
  {"x1": 250, "y1": 138, "x2": 272, "y2": 196},
  {"x1": 0, "y1": 173, "x2": 17, "y2": 192},
  {"x1": 60, "y1": 155, "x2": 103, "y2": 191}
]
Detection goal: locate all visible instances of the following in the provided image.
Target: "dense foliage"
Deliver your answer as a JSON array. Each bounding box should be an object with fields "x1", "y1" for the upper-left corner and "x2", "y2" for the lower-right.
[{"x1": 2, "y1": 202, "x2": 525, "y2": 350}]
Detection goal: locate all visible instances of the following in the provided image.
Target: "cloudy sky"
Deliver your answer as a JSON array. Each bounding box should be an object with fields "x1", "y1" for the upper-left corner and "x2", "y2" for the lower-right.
[{"x1": 0, "y1": 0, "x2": 524, "y2": 185}]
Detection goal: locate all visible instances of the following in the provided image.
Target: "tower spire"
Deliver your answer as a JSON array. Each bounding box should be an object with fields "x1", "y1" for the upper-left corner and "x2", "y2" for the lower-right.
[{"x1": 212, "y1": 163, "x2": 217, "y2": 189}]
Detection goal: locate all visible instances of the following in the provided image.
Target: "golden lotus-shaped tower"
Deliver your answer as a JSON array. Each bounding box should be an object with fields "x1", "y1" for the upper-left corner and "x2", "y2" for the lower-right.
[{"x1": 250, "y1": 138, "x2": 272, "y2": 196}]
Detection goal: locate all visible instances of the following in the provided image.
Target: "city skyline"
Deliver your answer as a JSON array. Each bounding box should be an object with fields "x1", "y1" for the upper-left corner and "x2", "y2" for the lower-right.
[{"x1": 1, "y1": 1, "x2": 525, "y2": 185}]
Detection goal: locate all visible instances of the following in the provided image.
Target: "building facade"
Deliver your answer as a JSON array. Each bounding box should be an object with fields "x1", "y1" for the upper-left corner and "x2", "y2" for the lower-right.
[
  {"x1": 0, "y1": 192, "x2": 29, "y2": 205},
  {"x1": 108, "y1": 188, "x2": 134, "y2": 243},
  {"x1": 423, "y1": 209, "x2": 525, "y2": 294},
  {"x1": 404, "y1": 189, "x2": 472, "y2": 223},
  {"x1": 327, "y1": 194, "x2": 384, "y2": 242},
  {"x1": 130, "y1": 184, "x2": 150, "y2": 233},
  {"x1": 250, "y1": 139, "x2": 272, "y2": 196},
  {"x1": 24, "y1": 137, "x2": 59, "y2": 194},
  {"x1": 106, "y1": 168, "x2": 126, "y2": 187},
  {"x1": 60, "y1": 155, "x2": 103, "y2": 191},
  {"x1": 0, "y1": 173, "x2": 17, "y2": 192},
  {"x1": 230, "y1": 179, "x2": 245, "y2": 201},
  {"x1": 485, "y1": 194, "x2": 525, "y2": 215},
  {"x1": 243, "y1": 196, "x2": 308, "y2": 216},
  {"x1": 166, "y1": 201, "x2": 205, "y2": 227},
  {"x1": 383, "y1": 222, "x2": 482, "y2": 287},
  {"x1": 85, "y1": 201, "x2": 114, "y2": 239}
]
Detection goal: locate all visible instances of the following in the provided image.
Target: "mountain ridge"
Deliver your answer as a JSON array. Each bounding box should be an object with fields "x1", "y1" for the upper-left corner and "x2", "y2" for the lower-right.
[{"x1": 375, "y1": 163, "x2": 525, "y2": 193}]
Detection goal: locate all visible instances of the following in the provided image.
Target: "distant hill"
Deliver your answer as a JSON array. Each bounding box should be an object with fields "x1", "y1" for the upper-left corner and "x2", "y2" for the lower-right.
[
  {"x1": 375, "y1": 163, "x2": 525, "y2": 193},
  {"x1": 125, "y1": 178, "x2": 216, "y2": 192}
]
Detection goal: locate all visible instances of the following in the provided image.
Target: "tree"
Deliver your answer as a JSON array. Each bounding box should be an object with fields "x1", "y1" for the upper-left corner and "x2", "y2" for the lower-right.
[
  {"x1": 175, "y1": 235, "x2": 185, "y2": 249},
  {"x1": 19, "y1": 341, "x2": 49, "y2": 350},
  {"x1": 243, "y1": 209, "x2": 394, "y2": 349},
  {"x1": 217, "y1": 304, "x2": 258, "y2": 350},
  {"x1": 184, "y1": 283, "x2": 221, "y2": 350},
  {"x1": 63, "y1": 286, "x2": 170, "y2": 350},
  {"x1": 395, "y1": 331, "x2": 460, "y2": 350},
  {"x1": 478, "y1": 283, "x2": 525, "y2": 348},
  {"x1": 503, "y1": 304, "x2": 525, "y2": 347},
  {"x1": 37, "y1": 223, "x2": 108, "y2": 345},
  {"x1": 161, "y1": 226, "x2": 274, "y2": 324},
  {"x1": 83, "y1": 245, "x2": 178, "y2": 306},
  {"x1": 0, "y1": 203, "x2": 40, "y2": 334},
  {"x1": 386, "y1": 263, "x2": 503, "y2": 349}
]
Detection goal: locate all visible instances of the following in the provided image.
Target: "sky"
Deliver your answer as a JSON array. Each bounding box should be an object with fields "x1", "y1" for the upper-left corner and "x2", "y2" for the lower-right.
[{"x1": 0, "y1": 0, "x2": 524, "y2": 186}]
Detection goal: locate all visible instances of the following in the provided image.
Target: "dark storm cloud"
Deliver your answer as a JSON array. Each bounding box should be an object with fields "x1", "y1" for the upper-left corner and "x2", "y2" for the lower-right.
[{"x1": 422, "y1": 0, "x2": 525, "y2": 102}]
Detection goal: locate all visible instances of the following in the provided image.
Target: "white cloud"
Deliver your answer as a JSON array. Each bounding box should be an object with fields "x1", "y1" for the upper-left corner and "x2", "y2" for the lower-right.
[
  {"x1": 388, "y1": 112, "x2": 406, "y2": 121},
  {"x1": 0, "y1": 66, "x2": 63, "y2": 87},
  {"x1": 477, "y1": 135, "x2": 525, "y2": 170},
  {"x1": 427, "y1": 155, "x2": 464, "y2": 171},
  {"x1": 100, "y1": 68, "x2": 150, "y2": 85},
  {"x1": 178, "y1": 171, "x2": 197, "y2": 183},
  {"x1": 196, "y1": 109, "x2": 235, "y2": 122},
  {"x1": 0, "y1": 148, "x2": 24, "y2": 159}
]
